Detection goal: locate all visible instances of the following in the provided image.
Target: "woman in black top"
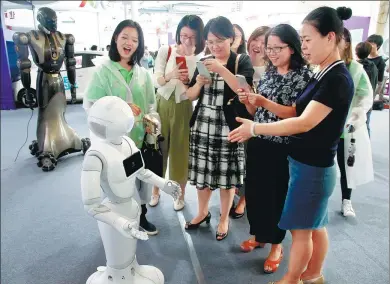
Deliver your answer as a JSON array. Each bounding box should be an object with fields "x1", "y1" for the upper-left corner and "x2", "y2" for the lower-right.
[
  {"x1": 236, "y1": 24, "x2": 312, "y2": 274},
  {"x1": 229, "y1": 6, "x2": 354, "y2": 284}
]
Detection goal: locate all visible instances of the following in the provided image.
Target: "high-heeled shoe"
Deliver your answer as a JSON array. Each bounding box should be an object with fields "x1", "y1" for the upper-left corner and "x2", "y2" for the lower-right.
[
  {"x1": 185, "y1": 212, "x2": 211, "y2": 230},
  {"x1": 216, "y1": 222, "x2": 229, "y2": 241}
]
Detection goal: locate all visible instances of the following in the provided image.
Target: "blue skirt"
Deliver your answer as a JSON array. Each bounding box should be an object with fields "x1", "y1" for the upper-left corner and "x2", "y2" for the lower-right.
[{"x1": 278, "y1": 156, "x2": 336, "y2": 230}]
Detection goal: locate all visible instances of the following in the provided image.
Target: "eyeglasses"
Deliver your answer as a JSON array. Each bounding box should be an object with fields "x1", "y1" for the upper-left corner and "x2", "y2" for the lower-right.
[
  {"x1": 265, "y1": 45, "x2": 289, "y2": 54},
  {"x1": 180, "y1": 34, "x2": 196, "y2": 41}
]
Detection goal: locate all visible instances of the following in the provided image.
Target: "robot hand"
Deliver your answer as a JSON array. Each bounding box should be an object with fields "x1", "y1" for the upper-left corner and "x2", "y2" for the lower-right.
[
  {"x1": 114, "y1": 216, "x2": 149, "y2": 240},
  {"x1": 161, "y1": 180, "x2": 182, "y2": 201}
]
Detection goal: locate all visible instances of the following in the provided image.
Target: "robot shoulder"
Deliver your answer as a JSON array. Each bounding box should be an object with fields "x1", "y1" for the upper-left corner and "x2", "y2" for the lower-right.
[
  {"x1": 64, "y1": 34, "x2": 75, "y2": 45},
  {"x1": 83, "y1": 149, "x2": 106, "y2": 171},
  {"x1": 12, "y1": 32, "x2": 30, "y2": 45}
]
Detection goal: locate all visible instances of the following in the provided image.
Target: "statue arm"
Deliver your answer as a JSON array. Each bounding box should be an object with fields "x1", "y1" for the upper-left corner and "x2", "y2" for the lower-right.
[
  {"x1": 64, "y1": 33, "x2": 77, "y2": 101},
  {"x1": 12, "y1": 32, "x2": 35, "y2": 108}
]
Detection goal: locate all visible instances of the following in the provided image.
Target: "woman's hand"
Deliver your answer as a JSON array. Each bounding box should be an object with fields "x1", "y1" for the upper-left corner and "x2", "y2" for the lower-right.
[
  {"x1": 165, "y1": 62, "x2": 188, "y2": 81},
  {"x1": 237, "y1": 88, "x2": 249, "y2": 105},
  {"x1": 247, "y1": 92, "x2": 265, "y2": 107},
  {"x1": 203, "y1": 58, "x2": 224, "y2": 73},
  {"x1": 228, "y1": 117, "x2": 255, "y2": 143},
  {"x1": 195, "y1": 75, "x2": 211, "y2": 87},
  {"x1": 128, "y1": 103, "x2": 141, "y2": 116}
]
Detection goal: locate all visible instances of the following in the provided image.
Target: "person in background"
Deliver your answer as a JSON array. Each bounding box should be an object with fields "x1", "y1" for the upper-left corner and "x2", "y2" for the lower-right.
[
  {"x1": 106, "y1": 44, "x2": 111, "y2": 52},
  {"x1": 367, "y1": 34, "x2": 386, "y2": 93},
  {"x1": 237, "y1": 24, "x2": 312, "y2": 274},
  {"x1": 83, "y1": 20, "x2": 160, "y2": 236},
  {"x1": 337, "y1": 28, "x2": 374, "y2": 218},
  {"x1": 231, "y1": 24, "x2": 247, "y2": 54},
  {"x1": 355, "y1": 41, "x2": 378, "y2": 136},
  {"x1": 149, "y1": 15, "x2": 205, "y2": 211},
  {"x1": 140, "y1": 46, "x2": 150, "y2": 69},
  {"x1": 90, "y1": 45, "x2": 98, "y2": 51},
  {"x1": 229, "y1": 6, "x2": 354, "y2": 284},
  {"x1": 230, "y1": 26, "x2": 271, "y2": 219},
  {"x1": 185, "y1": 16, "x2": 254, "y2": 241}
]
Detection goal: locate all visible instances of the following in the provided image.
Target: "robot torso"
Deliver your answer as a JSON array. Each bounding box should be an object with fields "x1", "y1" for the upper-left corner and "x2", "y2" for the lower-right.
[
  {"x1": 86, "y1": 136, "x2": 143, "y2": 202},
  {"x1": 27, "y1": 30, "x2": 66, "y2": 73}
]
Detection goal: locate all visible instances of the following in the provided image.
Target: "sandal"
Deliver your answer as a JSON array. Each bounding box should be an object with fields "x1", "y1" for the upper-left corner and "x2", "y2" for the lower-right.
[
  {"x1": 240, "y1": 238, "x2": 265, "y2": 252},
  {"x1": 268, "y1": 281, "x2": 303, "y2": 284},
  {"x1": 264, "y1": 248, "x2": 283, "y2": 274},
  {"x1": 301, "y1": 275, "x2": 325, "y2": 284}
]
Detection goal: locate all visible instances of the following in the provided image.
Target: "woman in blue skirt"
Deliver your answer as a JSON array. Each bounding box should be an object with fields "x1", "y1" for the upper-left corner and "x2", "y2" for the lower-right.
[{"x1": 229, "y1": 6, "x2": 354, "y2": 284}]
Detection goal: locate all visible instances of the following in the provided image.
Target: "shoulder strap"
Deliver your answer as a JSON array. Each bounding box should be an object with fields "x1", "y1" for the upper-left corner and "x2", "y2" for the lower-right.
[
  {"x1": 235, "y1": 54, "x2": 241, "y2": 74},
  {"x1": 166, "y1": 46, "x2": 172, "y2": 63}
]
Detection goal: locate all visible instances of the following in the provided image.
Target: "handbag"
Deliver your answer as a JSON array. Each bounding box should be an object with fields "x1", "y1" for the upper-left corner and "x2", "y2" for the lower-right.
[{"x1": 140, "y1": 133, "x2": 163, "y2": 177}]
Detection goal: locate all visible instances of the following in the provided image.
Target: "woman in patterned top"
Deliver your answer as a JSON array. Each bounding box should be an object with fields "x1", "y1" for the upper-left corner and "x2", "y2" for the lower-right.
[
  {"x1": 184, "y1": 16, "x2": 254, "y2": 241},
  {"x1": 237, "y1": 24, "x2": 312, "y2": 273}
]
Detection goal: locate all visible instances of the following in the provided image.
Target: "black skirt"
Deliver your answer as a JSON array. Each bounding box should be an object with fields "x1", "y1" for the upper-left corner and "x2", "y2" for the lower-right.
[{"x1": 245, "y1": 138, "x2": 290, "y2": 244}]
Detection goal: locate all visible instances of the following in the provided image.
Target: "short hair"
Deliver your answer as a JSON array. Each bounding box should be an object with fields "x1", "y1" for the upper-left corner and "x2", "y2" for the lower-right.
[
  {"x1": 247, "y1": 26, "x2": 271, "y2": 53},
  {"x1": 303, "y1": 6, "x2": 352, "y2": 44},
  {"x1": 233, "y1": 24, "x2": 247, "y2": 54},
  {"x1": 342, "y1": 27, "x2": 353, "y2": 65},
  {"x1": 355, "y1": 42, "x2": 372, "y2": 59},
  {"x1": 90, "y1": 45, "x2": 97, "y2": 51},
  {"x1": 175, "y1": 15, "x2": 205, "y2": 55},
  {"x1": 109, "y1": 20, "x2": 144, "y2": 66},
  {"x1": 204, "y1": 16, "x2": 234, "y2": 42},
  {"x1": 265, "y1": 24, "x2": 307, "y2": 70},
  {"x1": 367, "y1": 34, "x2": 383, "y2": 50}
]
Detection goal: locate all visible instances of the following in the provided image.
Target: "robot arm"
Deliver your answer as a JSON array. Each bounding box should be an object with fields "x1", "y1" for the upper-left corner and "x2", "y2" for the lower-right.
[
  {"x1": 136, "y1": 168, "x2": 181, "y2": 200},
  {"x1": 12, "y1": 32, "x2": 35, "y2": 109},
  {"x1": 64, "y1": 34, "x2": 77, "y2": 102},
  {"x1": 81, "y1": 153, "x2": 148, "y2": 240}
]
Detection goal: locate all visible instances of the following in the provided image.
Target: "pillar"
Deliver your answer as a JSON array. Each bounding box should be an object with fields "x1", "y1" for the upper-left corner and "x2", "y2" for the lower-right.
[
  {"x1": 376, "y1": 0, "x2": 389, "y2": 36},
  {"x1": 130, "y1": 1, "x2": 139, "y2": 22}
]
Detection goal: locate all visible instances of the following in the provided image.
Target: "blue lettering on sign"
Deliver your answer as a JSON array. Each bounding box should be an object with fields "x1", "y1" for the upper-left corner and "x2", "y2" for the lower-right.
[{"x1": 63, "y1": 76, "x2": 78, "y2": 90}]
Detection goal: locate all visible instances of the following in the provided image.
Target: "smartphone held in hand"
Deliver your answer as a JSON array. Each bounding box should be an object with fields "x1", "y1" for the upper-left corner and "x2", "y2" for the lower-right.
[
  {"x1": 176, "y1": 56, "x2": 187, "y2": 70},
  {"x1": 236, "y1": 74, "x2": 249, "y2": 90},
  {"x1": 196, "y1": 61, "x2": 211, "y2": 79}
]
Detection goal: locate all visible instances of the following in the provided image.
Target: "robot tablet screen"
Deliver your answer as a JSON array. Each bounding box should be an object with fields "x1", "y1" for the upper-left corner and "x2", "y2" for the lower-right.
[{"x1": 123, "y1": 151, "x2": 143, "y2": 177}]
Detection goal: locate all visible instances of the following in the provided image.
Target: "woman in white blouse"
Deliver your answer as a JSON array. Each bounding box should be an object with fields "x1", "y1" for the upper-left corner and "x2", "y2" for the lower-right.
[{"x1": 149, "y1": 15, "x2": 205, "y2": 211}]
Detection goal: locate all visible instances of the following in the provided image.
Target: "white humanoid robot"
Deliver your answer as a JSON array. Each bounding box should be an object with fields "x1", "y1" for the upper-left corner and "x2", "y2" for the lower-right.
[{"x1": 81, "y1": 96, "x2": 181, "y2": 284}]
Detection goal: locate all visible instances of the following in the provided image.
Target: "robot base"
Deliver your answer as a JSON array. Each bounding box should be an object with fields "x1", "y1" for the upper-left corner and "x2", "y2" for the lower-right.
[{"x1": 86, "y1": 257, "x2": 164, "y2": 284}]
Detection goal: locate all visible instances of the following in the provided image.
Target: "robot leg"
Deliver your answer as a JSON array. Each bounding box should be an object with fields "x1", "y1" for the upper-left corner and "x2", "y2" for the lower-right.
[{"x1": 35, "y1": 73, "x2": 90, "y2": 171}]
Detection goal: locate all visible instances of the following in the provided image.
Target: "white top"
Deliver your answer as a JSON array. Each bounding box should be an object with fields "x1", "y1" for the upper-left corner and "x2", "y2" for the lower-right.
[{"x1": 153, "y1": 45, "x2": 200, "y2": 103}]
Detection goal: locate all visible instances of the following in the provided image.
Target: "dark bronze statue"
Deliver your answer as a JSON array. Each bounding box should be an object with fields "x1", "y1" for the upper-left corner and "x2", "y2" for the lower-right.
[{"x1": 13, "y1": 7, "x2": 90, "y2": 171}]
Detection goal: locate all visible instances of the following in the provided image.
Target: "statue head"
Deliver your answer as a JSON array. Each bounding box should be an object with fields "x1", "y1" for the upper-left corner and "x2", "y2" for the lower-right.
[{"x1": 37, "y1": 7, "x2": 57, "y2": 32}]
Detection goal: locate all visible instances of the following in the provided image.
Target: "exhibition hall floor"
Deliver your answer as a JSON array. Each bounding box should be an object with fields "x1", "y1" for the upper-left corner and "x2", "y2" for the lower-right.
[{"x1": 1, "y1": 105, "x2": 389, "y2": 284}]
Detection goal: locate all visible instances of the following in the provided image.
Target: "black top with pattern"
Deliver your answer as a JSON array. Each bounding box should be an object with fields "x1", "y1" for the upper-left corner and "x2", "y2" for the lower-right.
[{"x1": 254, "y1": 66, "x2": 313, "y2": 144}]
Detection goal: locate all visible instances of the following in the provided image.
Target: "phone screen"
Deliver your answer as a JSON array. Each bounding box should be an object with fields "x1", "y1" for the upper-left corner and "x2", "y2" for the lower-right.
[
  {"x1": 236, "y1": 75, "x2": 248, "y2": 89},
  {"x1": 123, "y1": 151, "x2": 143, "y2": 177},
  {"x1": 176, "y1": 56, "x2": 187, "y2": 69},
  {"x1": 196, "y1": 61, "x2": 211, "y2": 79}
]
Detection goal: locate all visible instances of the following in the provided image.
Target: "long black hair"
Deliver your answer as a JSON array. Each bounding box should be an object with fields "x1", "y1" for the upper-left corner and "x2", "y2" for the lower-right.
[
  {"x1": 175, "y1": 15, "x2": 205, "y2": 55},
  {"x1": 265, "y1": 24, "x2": 306, "y2": 70},
  {"x1": 109, "y1": 20, "x2": 145, "y2": 66}
]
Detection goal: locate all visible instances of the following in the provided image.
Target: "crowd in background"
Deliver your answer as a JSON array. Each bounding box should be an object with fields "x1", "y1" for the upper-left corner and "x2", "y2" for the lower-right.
[{"x1": 82, "y1": 5, "x2": 387, "y2": 284}]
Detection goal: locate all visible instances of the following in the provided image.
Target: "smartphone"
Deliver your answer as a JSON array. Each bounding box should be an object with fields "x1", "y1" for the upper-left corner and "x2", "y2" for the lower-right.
[
  {"x1": 176, "y1": 56, "x2": 187, "y2": 69},
  {"x1": 196, "y1": 61, "x2": 211, "y2": 79},
  {"x1": 123, "y1": 151, "x2": 144, "y2": 177},
  {"x1": 236, "y1": 74, "x2": 249, "y2": 89}
]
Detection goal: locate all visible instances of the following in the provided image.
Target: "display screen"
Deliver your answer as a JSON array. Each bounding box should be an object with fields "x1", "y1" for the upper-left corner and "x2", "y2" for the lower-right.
[{"x1": 123, "y1": 151, "x2": 143, "y2": 177}]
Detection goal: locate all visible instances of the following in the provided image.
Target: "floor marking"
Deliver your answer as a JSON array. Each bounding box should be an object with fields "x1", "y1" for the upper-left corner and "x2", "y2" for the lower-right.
[{"x1": 176, "y1": 210, "x2": 206, "y2": 284}]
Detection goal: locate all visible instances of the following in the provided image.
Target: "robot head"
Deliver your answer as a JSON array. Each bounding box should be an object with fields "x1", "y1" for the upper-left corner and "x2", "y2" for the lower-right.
[
  {"x1": 88, "y1": 97, "x2": 134, "y2": 142},
  {"x1": 37, "y1": 7, "x2": 57, "y2": 32}
]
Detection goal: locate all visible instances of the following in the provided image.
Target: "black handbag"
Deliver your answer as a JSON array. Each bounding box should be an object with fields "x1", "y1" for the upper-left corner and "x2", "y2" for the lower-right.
[{"x1": 140, "y1": 133, "x2": 163, "y2": 177}]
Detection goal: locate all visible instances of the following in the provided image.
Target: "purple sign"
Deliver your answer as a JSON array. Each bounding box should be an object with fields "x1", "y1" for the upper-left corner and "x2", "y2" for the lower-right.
[{"x1": 344, "y1": 16, "x2": 371, "y2": 41}]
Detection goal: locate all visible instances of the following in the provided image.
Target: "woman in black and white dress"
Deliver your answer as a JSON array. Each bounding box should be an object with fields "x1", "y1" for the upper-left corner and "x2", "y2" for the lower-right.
[{"x1": 184, "y1": 16, "x2": 254, "y2": 241}]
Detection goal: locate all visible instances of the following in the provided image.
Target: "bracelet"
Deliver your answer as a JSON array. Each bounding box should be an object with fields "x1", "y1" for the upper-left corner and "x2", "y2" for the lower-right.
[{"x1": 250, "y1": 122, "x2": 257, "y2": 137}]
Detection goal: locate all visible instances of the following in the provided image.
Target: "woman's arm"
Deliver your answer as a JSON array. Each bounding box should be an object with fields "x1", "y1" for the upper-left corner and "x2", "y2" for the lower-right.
[
  {"x1": 228, "y1": 101, "x2": 332, "y2": 142},
  {"x1": 246, "y1": 92, "x2": 296, "y2": 118},
  {"x1": 186, "y1": 81, "x2": 203, "y2": 101},
  {"x1": 153, "y1": 46, "x2": 169, "y2": 88}
]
